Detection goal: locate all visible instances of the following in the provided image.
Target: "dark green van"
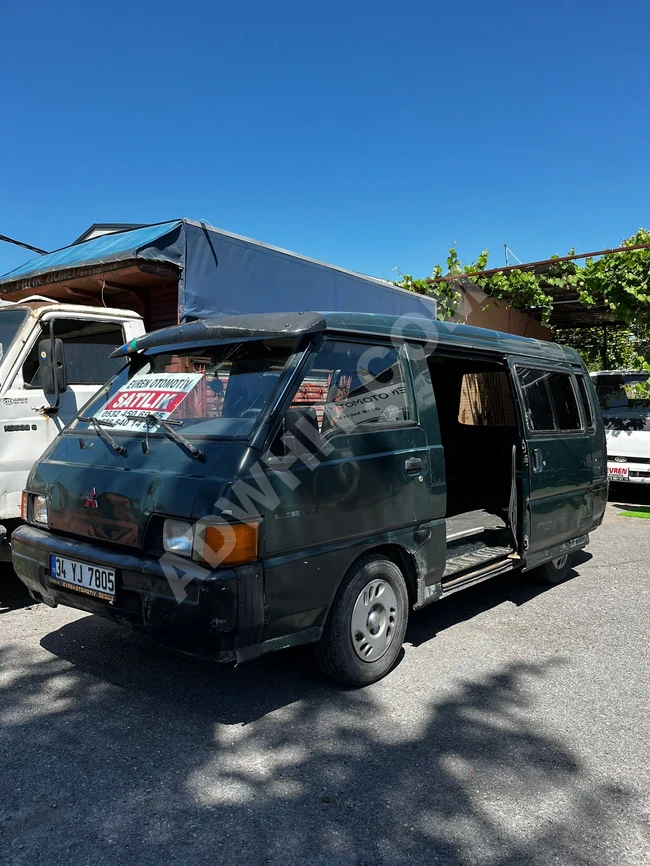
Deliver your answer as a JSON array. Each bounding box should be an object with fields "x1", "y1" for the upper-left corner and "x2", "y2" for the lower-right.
[{"x1": 12, "y1": 312, "x2": 607, "y2": 685}]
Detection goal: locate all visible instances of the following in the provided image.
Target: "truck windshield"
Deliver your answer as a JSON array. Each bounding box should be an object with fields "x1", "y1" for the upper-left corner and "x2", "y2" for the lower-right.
[
  {"x1": 594, "y1": 373, "x2": 650, "y2": 411},
  {"x1": 0, "y1": 308, "x2": 29, "y2": 363},
  {"x1": 72, "y1": 337, "x2": 300, "y2": 439}
]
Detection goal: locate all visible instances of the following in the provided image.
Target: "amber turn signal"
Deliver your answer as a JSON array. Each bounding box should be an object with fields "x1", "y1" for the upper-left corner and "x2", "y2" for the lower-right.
[
  {"x1": 196, "y1": 520, "x2": 260, "y2": 567},
  {"x1": 21, "y1": 491, "x2": 28, "y2": 521}
]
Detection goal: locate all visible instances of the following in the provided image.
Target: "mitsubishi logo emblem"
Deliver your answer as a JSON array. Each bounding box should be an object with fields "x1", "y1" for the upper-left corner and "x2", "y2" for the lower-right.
[{"x1": 84, "y1": 488, "x2": 99, "y2": 508}]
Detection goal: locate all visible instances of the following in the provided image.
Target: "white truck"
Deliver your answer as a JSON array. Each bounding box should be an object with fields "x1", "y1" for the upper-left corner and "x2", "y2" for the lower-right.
[
  {"x1": 0, "y1": 299, "x2": 144, "y2": 558},
  {"x1": 591, "y1": 370, "x2": 650, "y2": 485}
]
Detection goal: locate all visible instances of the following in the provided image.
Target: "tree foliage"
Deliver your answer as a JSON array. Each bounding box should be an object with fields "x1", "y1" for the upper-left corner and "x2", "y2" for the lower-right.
[
  {"x1": 553, "y1": 323, "x2": 650, "y2": 372},
  {"x1": 393, "y1": 244, "x2": 480, "y2": 321},
  {"x1": 394, "y1": 229, "x2": 650, "y2": 370}
]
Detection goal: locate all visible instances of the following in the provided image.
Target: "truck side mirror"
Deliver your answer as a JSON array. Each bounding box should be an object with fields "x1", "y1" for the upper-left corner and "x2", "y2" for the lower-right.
[{"x1": 38, "y1": 338, "x2": 67, "y2": 396}]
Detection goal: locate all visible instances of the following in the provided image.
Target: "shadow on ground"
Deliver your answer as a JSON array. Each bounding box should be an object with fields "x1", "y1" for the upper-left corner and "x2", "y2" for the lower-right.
[
  {"x1": 407, "y1": 554, "x2": 591, "y2": 649},
  {"x1": 608, "y1": 482, "x2": 650, "y2": 511},
  {"x1": 0, "y1": 585, "x2": 640, "y2": 866},
  {"x1": 0, "y1": 568, "x2": 34, "y2": 614}
]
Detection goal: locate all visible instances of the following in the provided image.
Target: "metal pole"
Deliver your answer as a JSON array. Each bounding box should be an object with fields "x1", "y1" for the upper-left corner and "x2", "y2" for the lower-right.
[
  {"x1": 0, "y1": 234, "x2": 48, "y2": 255},
  {"x1": 428, "y1": 241, "x2": 650, "y2": 284}
]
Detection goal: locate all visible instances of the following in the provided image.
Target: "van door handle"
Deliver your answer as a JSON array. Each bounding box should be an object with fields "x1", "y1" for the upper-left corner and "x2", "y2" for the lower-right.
[
  {"x1": 405, "y1": 457, "x2": 422, "y2": 473},
  {"x1": 532, "y1": 448, "x2": 545, "y2": 472}
]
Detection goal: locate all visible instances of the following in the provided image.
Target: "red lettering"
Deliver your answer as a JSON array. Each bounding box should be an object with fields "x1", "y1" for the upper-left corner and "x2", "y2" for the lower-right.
[{"x1": 105, "y1": 388, "x2": 190, "y2": 415}]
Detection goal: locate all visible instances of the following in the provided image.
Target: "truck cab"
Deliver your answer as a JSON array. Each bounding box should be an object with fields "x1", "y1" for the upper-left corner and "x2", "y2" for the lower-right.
[
  {"x1": 0, "y1": 300, "x2": 144, "y2": 555},
  {"x1": 590, "y1": 370, "x2": 650, "y2": 485}
]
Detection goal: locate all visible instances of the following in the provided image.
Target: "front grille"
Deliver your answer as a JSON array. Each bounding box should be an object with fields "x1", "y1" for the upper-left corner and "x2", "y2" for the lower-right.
[{"x1": 609, "y1": 455, "x2": 650, "y2": 465}]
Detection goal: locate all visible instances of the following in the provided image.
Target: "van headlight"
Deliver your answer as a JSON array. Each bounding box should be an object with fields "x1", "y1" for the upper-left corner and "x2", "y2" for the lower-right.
[
  {"x1": 162, "y1": 517, "x2": 260, "y2": 566},
  {"x1": 32, "y1": 494, "x2": 49, "y2": 526},
  {"x1": 162, "y1": 519, "x2": 194, "y2": 556}
]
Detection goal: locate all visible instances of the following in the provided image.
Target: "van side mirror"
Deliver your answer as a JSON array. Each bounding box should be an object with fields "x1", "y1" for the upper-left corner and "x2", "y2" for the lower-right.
[{"x1": 38, "y1": 339, "x2": 67, "y2": 396}]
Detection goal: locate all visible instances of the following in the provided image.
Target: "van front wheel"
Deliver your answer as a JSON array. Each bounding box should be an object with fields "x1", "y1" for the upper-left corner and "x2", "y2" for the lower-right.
[{"x1": 314, "y1": 555, "x2": 408, "y2": 686}]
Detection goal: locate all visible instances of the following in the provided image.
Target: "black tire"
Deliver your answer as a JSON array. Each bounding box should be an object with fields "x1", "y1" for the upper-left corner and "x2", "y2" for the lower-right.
[
  {"x1": 314, "y1": 554, "x2": 409, "y2": 686},
  {"x1": 531, "y1": 552, "x2": 573, "y2": 585}
]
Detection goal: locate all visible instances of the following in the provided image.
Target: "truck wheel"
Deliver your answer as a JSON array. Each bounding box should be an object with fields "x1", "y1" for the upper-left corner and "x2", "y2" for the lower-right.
[
  {"x1": 532, "y1": 553, "x2": 573, "y2": 585},
  {"x1": 314, "y1": 554, "x2": 408, "y2": 686}
]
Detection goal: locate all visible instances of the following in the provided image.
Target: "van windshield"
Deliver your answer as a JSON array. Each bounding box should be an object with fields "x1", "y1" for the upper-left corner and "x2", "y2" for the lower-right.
[
  {"x1": 73, "y1": 338, "x2": 300, "y2": 439},
  {"x1": 0, "y1": 308, "x2": 29, "y2": 363}
]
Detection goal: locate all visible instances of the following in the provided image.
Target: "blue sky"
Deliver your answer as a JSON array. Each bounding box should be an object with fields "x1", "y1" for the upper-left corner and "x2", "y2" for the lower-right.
[{"x1": 1, "y1": 0, "x2": 648, "y2": 281}]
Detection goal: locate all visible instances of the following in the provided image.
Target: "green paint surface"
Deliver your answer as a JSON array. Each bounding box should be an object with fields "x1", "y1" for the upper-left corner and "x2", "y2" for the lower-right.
[{"x1": 618, "y1": 509, "x2": 650, "y2": 519}]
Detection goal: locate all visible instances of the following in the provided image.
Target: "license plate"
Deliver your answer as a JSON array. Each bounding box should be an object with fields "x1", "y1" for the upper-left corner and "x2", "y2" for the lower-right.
[
  {"x1": 49, "y1": 555, "x2": 116, "y2": 601},
  {"x1": 608, "y1": 465, "x2": 629, "y2": 479}
]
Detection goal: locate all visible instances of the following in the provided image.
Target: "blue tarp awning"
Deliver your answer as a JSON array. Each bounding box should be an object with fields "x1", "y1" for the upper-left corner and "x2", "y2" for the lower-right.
[
  {"x1": 0, "y1": 219, "x2": 438, "y2": 322},
  {"x1": 0, "y1": 221, "x2": 183, "y2": 282}
]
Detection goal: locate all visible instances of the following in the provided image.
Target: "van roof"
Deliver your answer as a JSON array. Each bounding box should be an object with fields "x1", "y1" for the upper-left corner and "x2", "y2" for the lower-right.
[
  {"x1": 590, "y1": 369, "x2": 648, "y2": 376},
  {"x1": 111, "y1": 311, "x2": 582, "y2": 366}
]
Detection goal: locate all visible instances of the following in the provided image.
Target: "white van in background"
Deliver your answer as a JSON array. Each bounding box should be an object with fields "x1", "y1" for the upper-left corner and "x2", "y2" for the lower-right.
[{"x1": 591, "y1": 370, "x2": 650, "y2": 485}]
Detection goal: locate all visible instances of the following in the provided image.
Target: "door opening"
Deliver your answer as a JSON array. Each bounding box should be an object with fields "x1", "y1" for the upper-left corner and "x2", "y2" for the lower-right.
[{"x1": 426, "y1": 353, "x2": 521, "y2": 585}]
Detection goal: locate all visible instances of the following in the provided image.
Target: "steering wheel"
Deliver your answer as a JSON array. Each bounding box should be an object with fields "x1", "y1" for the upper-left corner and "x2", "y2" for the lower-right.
[{"x1": 239, "y1": 408, "x2": 260, "y2": 418}]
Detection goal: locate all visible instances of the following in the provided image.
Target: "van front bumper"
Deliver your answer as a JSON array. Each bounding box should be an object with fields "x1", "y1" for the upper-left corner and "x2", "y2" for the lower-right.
[{"x1": 11, "y1": 524, "x2": 265, "y2": 662}]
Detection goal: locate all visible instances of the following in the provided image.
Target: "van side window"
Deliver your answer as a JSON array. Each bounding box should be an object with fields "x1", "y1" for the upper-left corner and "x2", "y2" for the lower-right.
[
  {"x1": 458, "y1": 371, "x2": 516, "y2": 426},
  {"x1": 575, "y1": 374, "x2": 595, "y2": 428},
  {"x1": 548, "y1": 373, "x2": 581, "y2": 430},
  {"x1": 286, "y1": 341, "x2": 411, "y2": 436},
  {"x1": 23, "y1": 320, "x2": 126, "y2": 387},
  {"x1": 517, "y1": 367, "x2": 582, "y2": 432}
]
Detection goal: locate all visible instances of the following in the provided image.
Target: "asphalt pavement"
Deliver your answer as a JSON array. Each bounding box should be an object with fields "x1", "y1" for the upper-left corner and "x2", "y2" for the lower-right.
[{"x1": 1, "y1": 490, "x2": 649, "y2": 866}]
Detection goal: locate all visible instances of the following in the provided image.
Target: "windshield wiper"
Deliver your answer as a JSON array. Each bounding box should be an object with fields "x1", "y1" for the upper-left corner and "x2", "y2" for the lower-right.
[
  {"x1": 126, "y1": 414, "x2": 205, "y2": 461},
  {"x1": 78, "y1": 416, "x2": 127, "y2": 457}
]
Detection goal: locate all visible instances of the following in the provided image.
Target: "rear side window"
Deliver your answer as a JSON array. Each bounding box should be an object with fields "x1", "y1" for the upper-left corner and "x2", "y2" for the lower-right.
[
  {"x1": 517, "y1": 368, "x2": 555, "y2": 430},
  {"x1": 575, "y1": 374, "x2": 595, "y2": 428},
  {"x1": 548, "y1": 373, "x2": 581, "y2": 429},
  {"x1": 517, "y1": 367, "x2": 582, "y2": 432}
]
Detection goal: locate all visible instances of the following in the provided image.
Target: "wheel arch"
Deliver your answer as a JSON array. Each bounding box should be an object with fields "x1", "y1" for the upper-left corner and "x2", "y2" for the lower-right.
[{"x1": 354, "y1": 543, "x2": 419, "y2": 608}]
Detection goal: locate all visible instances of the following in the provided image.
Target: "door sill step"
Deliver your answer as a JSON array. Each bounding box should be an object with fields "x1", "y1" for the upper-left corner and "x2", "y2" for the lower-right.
[
  {"x1": 443, "y1": 544, "x2": 513, "y2": 579},
  {"x1": 441, "y1": 557, "x2": 514, "y2": 596}
]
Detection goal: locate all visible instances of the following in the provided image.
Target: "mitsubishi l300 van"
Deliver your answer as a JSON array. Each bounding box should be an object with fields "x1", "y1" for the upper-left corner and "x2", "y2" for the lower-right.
[{"x1": 12, "y1": 313, "x2": 607, "y2": 685}]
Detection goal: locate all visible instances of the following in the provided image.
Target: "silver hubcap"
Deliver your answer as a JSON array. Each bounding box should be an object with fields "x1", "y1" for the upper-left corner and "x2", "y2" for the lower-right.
[
  {"x1": 350, "y1": 579, "x2": 398, "y2": 662},
  {"x1": 552, "y1": 555, "x2": 568, "y2": 570}
]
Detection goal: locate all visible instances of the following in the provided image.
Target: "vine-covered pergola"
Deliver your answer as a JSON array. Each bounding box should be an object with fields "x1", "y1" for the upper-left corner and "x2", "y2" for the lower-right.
[{"x1": 395, "y1": 229, "x2": 650, "y2": 371}]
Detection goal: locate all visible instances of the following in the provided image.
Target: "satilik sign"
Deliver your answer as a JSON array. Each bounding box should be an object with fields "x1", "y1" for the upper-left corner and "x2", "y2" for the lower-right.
[{"x1": 96, "y1": 373, "x2": 202, "y2": 430}]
